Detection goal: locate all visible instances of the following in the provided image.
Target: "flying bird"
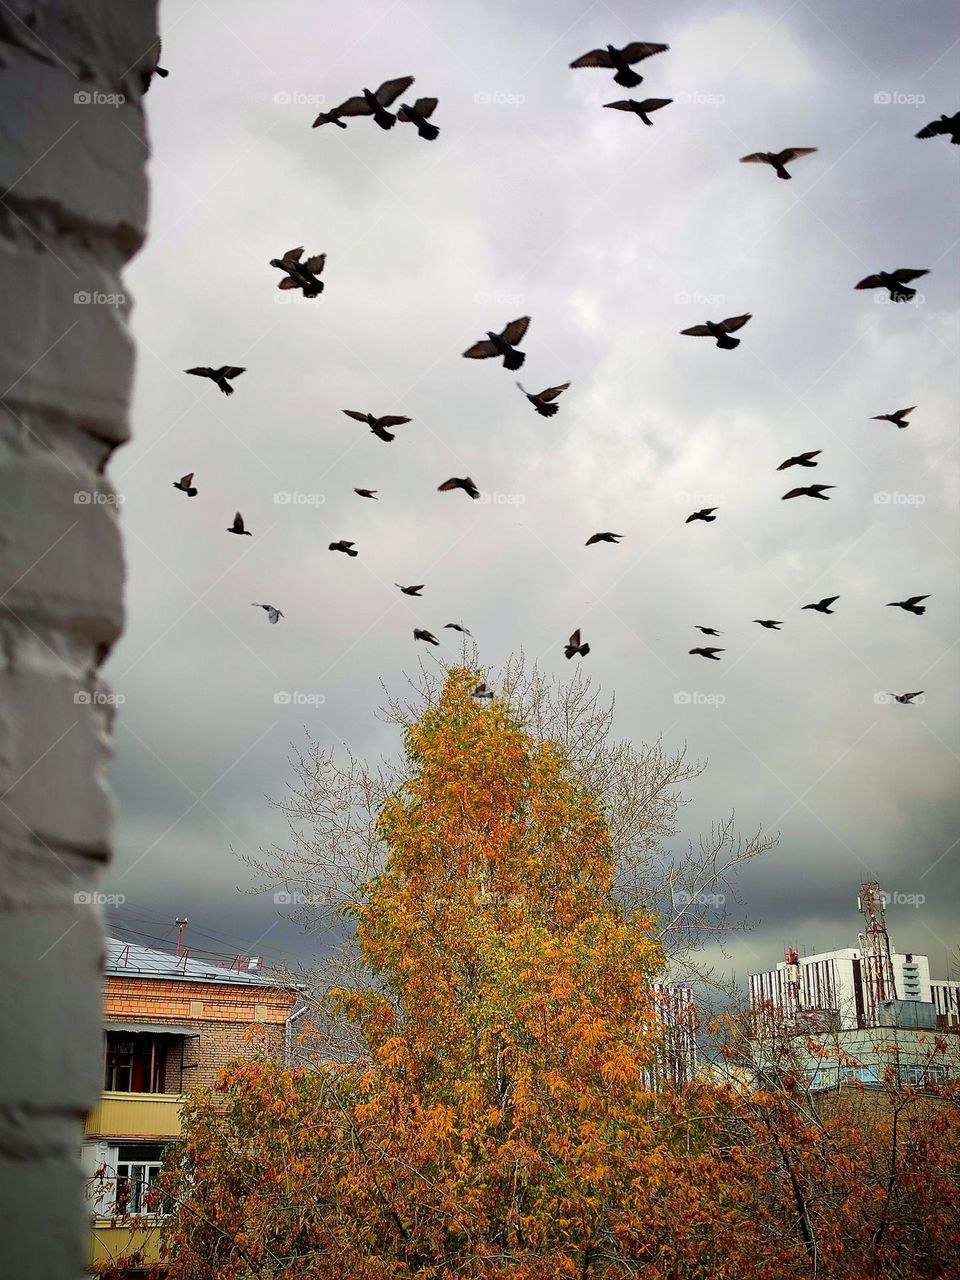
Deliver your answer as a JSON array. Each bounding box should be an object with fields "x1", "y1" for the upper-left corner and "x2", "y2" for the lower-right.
[
  {"x1": 397, "y1": 97, "x2": 439, "y2": 140},
  {"x1": 916, "y1": 111, "x2": 960, "y2": 145},
  {"x1": 854, "y1": 268, "x2": 929, "y2": 303},
  {"x1": 172, "y1": 471, "x2": 197, "y2": 497},
  {"x1": 185, "y1": 366, "x2": 245, "y2": 396},
  {"x1": 251, "y1": 603, "x2": 283, "y2": 624},
  {"x1": 753, "y1": 620, "x2": 783, "y2": 629},
  {"x1": 463, "y1": 317, "x2": 530, "y2": 370},
  {"x1": 396, "y1": 583, "x2": 424, "y2": 596},
  {"x1": 680, "y1": 314, "x2": 752, "y2": 349},
  {"x1": 516, "y1": 380, "x2": 570, "y2": 416},
  {"x1": 564, "y1": 629, "x2": 590, "y2": 659},
  {"x1": 739, "y1": 147, "x2": 817, "y2": 179},
  {"x1": 887, "y1": 596, "x2": 929, "y2": 616},
  {"x1": 354, "y1": 488, "x2": 378, "y2": 499},
  {"x1": 585, "y1": 532, "x2": 623, "y2": 545},
  {"x1": 802, "y1": 596, "x2": 840, "y2": 614},
  {"x1": 313, "y1": 76, "x2": 415, "y2": 130},
  {"x1": 569, "y1": 41, "x2": 669, "y2": 88},
  {"x1": 470, "y1": 681, "x2": 494, "y2": 699},
  {"x1": 438, "y1": 476, "x2": 480, "y2": 499},
  {"x1": 782, "y1": 484, "x2": 834, "y2": 500},
  {"x1": 871, "y1": 406, "x2": 916, "y2": 428},
  {"x1": 227, "y1": 512, "x2": 251, "y2": 536},
  {"x1": 690, "y1": 647, "x2": 724, "y2": 660},
  {"x1": 695, "y1": 626, "x2": 721, "y2": 636},
  {"x1": 603, "y1": 97, "x2": 673, "y2": 125},
  {"x1": 329, "y1": 540, "x2": 358, "y2": 557},
  {"x1": 778, "y1": 450, "x2": 821, "y2": 470},
  {"x1": 342, "y1": 409, "x2": 411, "y2": 442},
  {"x1": 414, "y1": 628, "x2": 439, "y2": 645},
  {"x1": 686, "y1": 508, "x2": 717, "y2": 524},
  {"x1": 445, "y1": 622, "x2": 472, "y2": 635},
  {"x1": 270, "y1": 247, "x2": 326, "y2": 297},
  {"x1": 891, "y1": 691, "x2": 924, "y2": 705}
]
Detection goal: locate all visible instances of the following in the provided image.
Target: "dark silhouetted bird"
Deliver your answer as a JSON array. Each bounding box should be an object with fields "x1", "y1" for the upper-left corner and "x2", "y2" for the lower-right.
[
  {"x1": 397, "y1": 97, "x2": 439, "y2": 140},
  {"x1": 470, "y1": 681, "x2": 493, "y2": 699},
  {"x1": 916, "y1": 112, "x2": 960, "y2": 144},
  {"x1": 270, "y1": 247, "x2": 326, "y2": 297},
  {"x1": 680, "y1": 314, "x2": 751, "y2": 349},
  {"x1": 754, "y1": 620, "x2": 783, "y2": 629},
  {"x1": 342, "y1": 409, "x2": 411, "y2": 442},
  {"x1": 414, "y1": 627, "x2": 439, "y2": 645},
  {"x1": 887, "y1": 596, "x2": 929, "y2": 616},
  {"x1": 227, "y1": 512, "x2": 251, "y2": 536},
  {"x1": 396, "y1": 583, "x2": 424, "y2": 596},
  {"x1": 690, "y1": 647, "x2": 723, "y2": 660},
  {"x1": 354, "y1": 488, "x2": 378, "y2": 499},
  {"x1": 438, "y1": 476, "x2": 480, "y2": 499},
  {"x1": 782, "y1": 484, "x2": 834, "y2": 500},
  {"x1": 569, "y1": 41, "x2": 669, "y2": 88},
  {"x1": 585, "y1": 532, "x2": 622, "y2": 545},
  {"x1": 604, "y1": 97, "x2": 672, "y2": 125},
  {"x1": 186, "y1": 366, "x2": 245, "y2": 395},
  {"x1": 516, "y1": 380, "x2": 570, "y2": 416},
  {"x1": 686, "y1": 508, "x2": 717, "y2": 523},
  {"x1": 892, "y1": 691, "x2": 923, "y2": 705},
  {"x1": 445, "y1": 622, "x2": 472, "y2": 635},
  {"x1": 251, "y1": 603, "x2": 283, "y2": 624},
  {"x1": 855, "y1": 268, "x2": 929, "y2": 303},
  {"x1": 871, "y1": 406, "x2": 916, "y2": 428},
  {"x1": 173, "y1": 471, "x2": 197, "y2": 497},
  {"x1": 463, "y1": 317, "x2": 530, "y2": 370},
  {"x1": 329, "y1": 540, "x2": 357, "y2": 556},
  {"x1": 695, "y1": 626, "x2": 721, "y2": 636},
  {"x1": 803, "y1": 596, "x2": 840, "y2": 614},
  {"x1": 564, "y1": 629, "x2": 590, "y2": 659},
  {"x1": 778, "y1": 449, "x2": 821, "y2": 470},
  {"x1": 739, "y1": 147, "x2": 817, "y2": 179},
  {"x1": 313, "y1": 77, "x2": 414, "y2": 130}
]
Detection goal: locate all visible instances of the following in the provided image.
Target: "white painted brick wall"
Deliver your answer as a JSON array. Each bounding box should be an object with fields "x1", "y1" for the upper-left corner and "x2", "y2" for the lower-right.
[{"x1": 0, "y1": 3, "x2": 158, "y2": 1274}]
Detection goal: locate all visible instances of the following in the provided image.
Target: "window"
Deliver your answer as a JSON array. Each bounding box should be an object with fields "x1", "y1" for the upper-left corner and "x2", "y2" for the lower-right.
[
  {"x1": 840, "y1": 1064, "x2": 879, "y2": 1085},
  {"x1": 900, "y1": 1063, "x2": 948, "y2": 1086},
  {"x1": 104, "y1": 1032, "x2": 166, "y2": 1093},
  {"x1": 115, "y1": 1144, "x2": 168, "y2": 1217}
]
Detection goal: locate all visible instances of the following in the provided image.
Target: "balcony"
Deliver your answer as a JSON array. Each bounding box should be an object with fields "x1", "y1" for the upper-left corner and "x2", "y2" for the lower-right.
[
  {"x1": 85, "y1": 1091, "x2": 184, "y2": 1139},
  {"x1": 88, "y1": 1220, "x2": 162, "y2": 1268}
]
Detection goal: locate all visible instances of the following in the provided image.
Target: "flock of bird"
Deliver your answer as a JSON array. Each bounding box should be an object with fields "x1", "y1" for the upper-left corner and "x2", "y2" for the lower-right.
[{"x1": 159, "y1": 39, "x2": 955, "y2": 704}]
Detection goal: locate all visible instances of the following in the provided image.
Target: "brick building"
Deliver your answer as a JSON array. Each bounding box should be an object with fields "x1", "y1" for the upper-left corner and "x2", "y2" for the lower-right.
[{"x1": 82, "y1": 937, "x2": 302, "y2": 1273}]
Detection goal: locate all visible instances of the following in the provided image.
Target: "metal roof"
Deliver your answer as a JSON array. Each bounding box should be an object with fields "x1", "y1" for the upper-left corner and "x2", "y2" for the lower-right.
[
  {"x1": 104, "y1": 937, "x2": 283, "y2": 988},
  {"x1": 104, "y1": 1020, "x2": 201, "y2": 1037}
]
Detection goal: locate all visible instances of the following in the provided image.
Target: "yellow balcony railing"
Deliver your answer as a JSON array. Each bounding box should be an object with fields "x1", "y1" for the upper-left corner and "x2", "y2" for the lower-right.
[
  {"x1": 88, "y1": 1220, "x2": 162, "y2": 1268},
  {"x1": 85, "y1": 1091, "x2": 184, "y2": 1139}
]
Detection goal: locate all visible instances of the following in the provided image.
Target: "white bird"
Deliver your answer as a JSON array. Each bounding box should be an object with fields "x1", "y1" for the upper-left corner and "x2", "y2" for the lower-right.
[{"x1": 252, "y1": 603, "x2": 284, "y2": 624}]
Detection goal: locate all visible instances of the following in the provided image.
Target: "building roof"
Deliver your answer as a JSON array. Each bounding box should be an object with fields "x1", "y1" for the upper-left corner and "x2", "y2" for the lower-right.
[{"x1": 104, "y1": 937, "x2": 286, "y2": 988}]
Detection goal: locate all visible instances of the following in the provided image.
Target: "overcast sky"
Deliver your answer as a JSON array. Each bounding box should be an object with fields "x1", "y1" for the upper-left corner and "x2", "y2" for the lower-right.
[{"x1": 101, "y1": 0, "x2": 959, "y2": 991}]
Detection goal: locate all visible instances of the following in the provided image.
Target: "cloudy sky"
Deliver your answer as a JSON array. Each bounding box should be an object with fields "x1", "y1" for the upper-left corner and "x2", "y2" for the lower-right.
[{"x1": 102, "y1": 0, "x2": 959, "y2": 991}]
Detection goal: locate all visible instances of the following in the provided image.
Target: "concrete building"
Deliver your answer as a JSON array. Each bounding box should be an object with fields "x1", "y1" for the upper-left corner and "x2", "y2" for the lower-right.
[
  {"x1": 82, "y1": 938, "x2": 301, "y2": 1273},
  {"x1": 0, "y1": 7, "x2": 159, "y2": 1277}
]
